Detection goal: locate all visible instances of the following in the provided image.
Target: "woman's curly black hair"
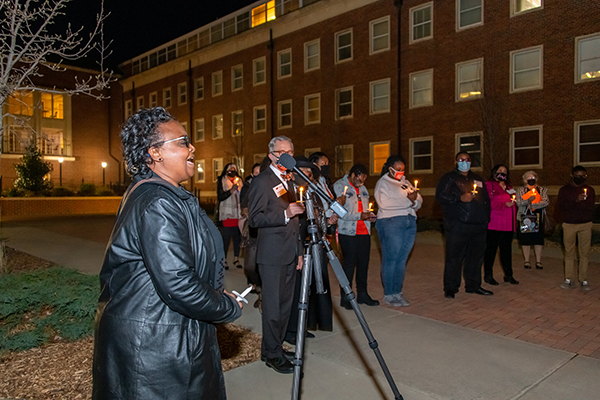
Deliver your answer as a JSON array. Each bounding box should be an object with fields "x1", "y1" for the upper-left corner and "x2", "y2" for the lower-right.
[
  {"x1": 380, "y1": 155, "x2": 405, "y2": 177},
  {"x1": 120, "y1": 107, "x2": 176, "y2": 176}
]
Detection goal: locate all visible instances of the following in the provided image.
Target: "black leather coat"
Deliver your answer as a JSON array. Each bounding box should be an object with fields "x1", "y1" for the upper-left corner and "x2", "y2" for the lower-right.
[{"x1": 92, "y1": 174, "x2": 241, "y2": 400}]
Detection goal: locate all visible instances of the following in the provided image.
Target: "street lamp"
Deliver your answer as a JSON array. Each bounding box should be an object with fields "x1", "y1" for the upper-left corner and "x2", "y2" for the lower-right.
[
  {"x1": 58, "y1": 158, "x2": 64, "y2": 186},
  {"x1": 101, "y1": 162, "x2": 107, "y2": 186}
]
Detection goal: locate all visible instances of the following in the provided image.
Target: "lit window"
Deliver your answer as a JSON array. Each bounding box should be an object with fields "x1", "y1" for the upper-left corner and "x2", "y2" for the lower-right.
[
  {"x1": 576, "y1": 33, "x2": 600, "y2": 83},
  {"x1": 232, "y1": 110, "x2": 244, "y2": 136},
  {"x1": 195, "y1": 77, "x2": 204, "y2": 100},
  {"x1": 41, "y1": 93, "x2": 64, "y2": 119},
  {"x1": 278, "y1": 100, "x2": 292, "y2": 129},
  {"x1": 212, "y1": 114, "x2": 223, "y2": 139},
  {"x1": 457, "y1": 0, "x2": 483, "y2": 30},
  {"x1": 7, "y1": 91, "x2": 34, "y2": 116},
  {"x1": 178, "y1": 82, "x2": 187, "y2": 105},
  {"x1": 149, "y1": 92, "x2": 157, "y2": 108},
  {"x1": 278, "y1": 49, "x2": 292, "y2": 79},
  {"x1": 253, "y1": 57, "x2": 266, "y2": 85},
  {"x1": 163, "y1": 88, "x2": 172, "y2": 108},
  {"x1": 370, "y1": 79, "x2": 391, "y2": 114},
  {"x1": 370, "y1": 141, "x2": 390, "y2": 176},
  {"x1": 370, "y1": 16, "x2": 390, "y2": 54},
  {"x1": 335, "y1": 144, "x2": 354, "y2": 178},
  {"x1": 575, "y1": 120, "x2": 600, "y2": 165},
  {"x1": 511, "y1": 126, "x2": 543, "y2": 168},
  {"x1": 335, "y1": 29, "x2": 353, "y2": 63},
  {"x1": 212, "y1": 71, "x2": 223, "y2": 96},
  {"x1": 336, "y1": 87, "x2": 353, "y2": 119},
  {"x1": 512, "y1": 0, "x2": 542, "y2": 16},
  {"x1": 510, "y1": 45, "x2": 543, "y2": 93},
  {"x1": 305, "y1": 93, "x2": 320, "y2": 125},
  {"x1": 409, "y1": 69, "x2": 433, "y2": 108},
  {"x1": 195, "y1": 118, "x2": 205, "y2": 142},
  {"x1": 304, "y1": 40, "x2": 320, "y2": 72},
  {"x1": 410, "y1": 137, "x2": 433, "y2": 173},
  {"x1": 232, "y1": 64, "x2": 243, "y2": 91},
  {"x1": 410, "y1": 2, "x2": 433, "y2": 43},
  {"x1": 213, "y1": 158, "x2": 223, "y2": 182},
  {"x1": 252, "y1": 0, "x2": 276, "y2": 27},
  {"x1": 254, "y1": 105, "x2": 267, "y2": 133},
  {"x1": 196, "y1": 159, "x2": 205, "y2": 183},
  {"x1": 455, "y1": 132, "x2": 483, "y2": 169},
  {"x1": 456, "y1": 58, "x2": 483, "y2": 100}
]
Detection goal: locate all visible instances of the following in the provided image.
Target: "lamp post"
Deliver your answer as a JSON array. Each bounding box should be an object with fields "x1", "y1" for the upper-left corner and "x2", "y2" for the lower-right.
[
  {"x1": 101, "y1": 162, "x2": 107, "y2": 186},
  {"x1": 58, "y1": 157, "x2": 64, "y2": 186}
]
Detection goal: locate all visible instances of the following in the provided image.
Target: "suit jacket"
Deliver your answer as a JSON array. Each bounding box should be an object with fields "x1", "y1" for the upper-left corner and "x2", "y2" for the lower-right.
[{"x1": 248, "y1": 167, "x2": 302, "y2": 265}]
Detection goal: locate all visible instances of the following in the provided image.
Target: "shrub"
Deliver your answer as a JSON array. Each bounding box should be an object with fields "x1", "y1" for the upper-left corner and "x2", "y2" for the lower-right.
[
  {"x1": 78, "y1": 183, "x2": 97, "y2": 196},
  {"x1": 96, "y1": 187, "x2": 116, "y2": 196},
  {"x1": 51, "y1": 187, "x2": 75, "y2": 197},
  {"x1": 2, "y1": 187, "x2": 26, "y2": 197}
]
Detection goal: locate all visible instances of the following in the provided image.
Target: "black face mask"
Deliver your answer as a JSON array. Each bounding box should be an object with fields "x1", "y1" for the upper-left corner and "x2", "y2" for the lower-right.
[
  {"x1": 527, "y1": 179, "x2": 536, "y2": 186},
  {"x1": 496, "y1": 173, "x2": 507, "y2": 182},
  {"x1": 320, "y1": 165, "x2": 330, "y2": 179},
  {"x1": 226, "y1": 171, "x2": 238, "y2": 178},
  {"x1": 573, "y1": 176, "x2": 586, "y2": 185}
]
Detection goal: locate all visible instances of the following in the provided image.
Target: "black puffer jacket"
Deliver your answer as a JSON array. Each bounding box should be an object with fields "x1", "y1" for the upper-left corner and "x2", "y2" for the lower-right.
[
  {"x1": 92, "y1": 173, "x2": 241, "y2": 400},
  {"x1": 436, "y1": 169, "x2": 491, "y2": 226}
]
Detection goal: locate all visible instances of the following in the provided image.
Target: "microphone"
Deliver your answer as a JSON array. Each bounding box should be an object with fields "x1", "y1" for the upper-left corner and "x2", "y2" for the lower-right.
[{"x1": 278, "y1": 153, "x2": 348, "y2": 218}]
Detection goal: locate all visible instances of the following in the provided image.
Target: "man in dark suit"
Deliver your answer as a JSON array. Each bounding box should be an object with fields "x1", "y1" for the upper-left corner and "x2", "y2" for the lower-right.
[{"x1": 248, "y1": 135, "x2": 305, "y2": 374}]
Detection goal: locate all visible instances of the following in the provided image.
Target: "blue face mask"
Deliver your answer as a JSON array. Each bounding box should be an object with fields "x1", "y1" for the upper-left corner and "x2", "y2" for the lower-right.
[{"x1": 457, "y1": 161, "x2": 471, "y2": 172}]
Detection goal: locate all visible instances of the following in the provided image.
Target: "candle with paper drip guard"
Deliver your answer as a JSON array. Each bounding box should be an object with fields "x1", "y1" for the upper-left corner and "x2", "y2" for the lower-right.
[
  {"x1": 343, "y1": 185, "x2": 348, "y2": 195},
  {"x1": 472, "y1": 184, "x2": 478, "y2": 195}
]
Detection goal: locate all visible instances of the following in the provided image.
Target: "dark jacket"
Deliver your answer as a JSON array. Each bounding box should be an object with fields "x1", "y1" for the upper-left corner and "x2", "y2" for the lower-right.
[
  {"x1": 92, "y1": 173, "x2": 241, "y2": 400},
  {"x1": 436, "y1": 169, "x2": 491, "y2": 226},
  {"x1": 557, "y1": 183, "x2": 596, "y2": 224}
]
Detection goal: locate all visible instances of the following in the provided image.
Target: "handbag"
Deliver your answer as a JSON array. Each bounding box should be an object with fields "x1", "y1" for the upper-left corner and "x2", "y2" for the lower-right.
[{"x1": 520, "y1": 208, "x2": 539, "y2": 234}]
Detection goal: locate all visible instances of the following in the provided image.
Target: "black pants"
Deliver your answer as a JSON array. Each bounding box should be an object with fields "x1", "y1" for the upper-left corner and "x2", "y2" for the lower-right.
[
  {"x1": 243, "y1": 243, "x2": 261, "y2": 287},
  {"x1": 443, "y1": 221, "x2": 486, "y2": 293},
  {"x1": 339, "y1": 234, "x2": 371, "y2": 296},
  {"x1": 259, "y1": 261, "x2": 296, "y2": 358},
  {"x1": 221, "y1": 225, "x2": 241, "y2": 258},
  {"x1": 484, "y1": 230, "x2": 514, "y2": 279}
]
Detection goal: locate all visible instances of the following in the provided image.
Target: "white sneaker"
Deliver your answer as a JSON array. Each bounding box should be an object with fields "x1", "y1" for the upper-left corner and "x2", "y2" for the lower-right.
[
  {"x1": 582, "y1": 281, "x2": 591, "y2": 291},
  {"x1": 395, "y1": 293, "x2": 411, "y2": 307},
  {"x1": 560, "y1": 279, "x2": 574, "y2": 289},
  {"x1": 383, "y1": 295, "x2": 403, "y2": 307}
]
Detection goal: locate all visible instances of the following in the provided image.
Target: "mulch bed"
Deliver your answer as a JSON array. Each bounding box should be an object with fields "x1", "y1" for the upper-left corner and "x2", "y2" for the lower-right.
[{"x1": 0, "y1": 247, "x2": 262, "y2": 400}]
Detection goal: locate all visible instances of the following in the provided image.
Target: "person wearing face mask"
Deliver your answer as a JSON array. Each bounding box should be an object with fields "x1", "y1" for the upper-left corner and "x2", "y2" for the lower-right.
[
  {"x1": 217, "y1": 163, "x2": 242, "y2": 270},
  {"x1": 557, "y1": 166, "x2": 595, "y2": 290},
  {"x1": 374, "y1": 155, "x2": 422, "y2": 306},
  {"x1": 436, "y1": 152, "x2": 492, "y2": 299},
  {"x1": 515, "y1": 170, "x2": 549, "y2": 270},
  {"x1": 483, "y1": 164, "x2": 519, "y2": 286},
  {"x1": 333, "y1": 164, "x2": 378, "y2": 309}
]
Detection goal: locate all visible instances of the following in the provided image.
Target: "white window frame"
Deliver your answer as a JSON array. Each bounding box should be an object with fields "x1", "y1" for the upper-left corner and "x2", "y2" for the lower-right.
[
  {"x1": 456, "y1": 58, "x2": 483, "y2": 101},
  {"x1": 335, "y1": 144, "x2": 354, "y2": 178},
  {"x1": 136, "y1": 95, "x2": 144, "y2": 111},
  {"x1": 231, "y1": 64, "x2": 243, "y2": 91},
  {"x1": 232, "y1": 110, "x2": 244, "y2": 137},
  {"x1": 455, "y1": 132, "x2": 484, "y2": 170},
  {"x1": 456, "y1": 0, "x2": 483, "y2": 31},
  {"x1": 304, "y1": 93, "x2": 321, "y2": 125},
  {"x1": 369, "y1": 141, "x2": 391, "y2": 176},
  {"x1": 195, "y1": 77, "x2": 204, "y2": 101},
  {"x1": 195, "y1": 159, "x2": 205, "y2": 183},
  {"x1": 305, "y1": 147, "x2": 321, "y2": 158},
  {"x1": 180, "y1": 121, "x2": 188, "y2": 134},
  {"x1": 212, "y1": 114, "x2": 223, "y2": 139},
  {"x1": 370, "y1": 79, "x2": 391, "y2": 114},
  {"x1": 575, "y1": 120, "x2": 600, "y2": 166},
  {"x1": 511, "y1": 0, "x2": 543, "y2": 17},
  {"x1": 575, "y1": 33, "x2": 600, "y2": 83},
  {"x1": 510, "y1": 45, "x2": 543, "y2": 93},
  {"x1": 212, "y1": 70, "x2": 223, "y2": 96},
  {"x1": 162, "y1": 87, "x2": 172, "y2": 108},
  {"x1": 194, "y1": 118, "x2": 205, "y2": 142},
  {"x1": 253, "y1": 56, "x2": 266, "y2": 85},
  {"x1": 335, "y1": 29, "x2": 353, "y2": 64},
  {"x1": 278, "y1": 49, "x2": 292, "y2": 79},
  {"x1": 409, "y1": 136, "x2": 434, "y2": 174},
  {"x1": 149, "y1": 91, "x2": 158, "y2": 108},
  {"x1": 370, "y1": 16, "x2": 390, "y2": 55},
  {"x1": 125, "y1": 100, "x2": 133, "y2": 118},
  {"x1": 304, "y1": 39, "x2": 320, "y2": 72},
  {"x1": 410, "y1": 2, "x2": 433, "y2": 44},
  {"x1": 178, "y1": 82, "x2": 187, "y2": 106},
  {"x1": 510, "y1": 125, "x2": 543, "y2": 169},
  {"x1": 336, "y1": 86, "x2": 353, "y2": 120},
  {"x1": 213, "y1": 158, "x2": 223, "y2": 182},
  {"x1": 278, "y1": 99, "x2": 292, "y2": 129},
  {"x1": 253, "y1": 105, "x2": 267, "y2": 133},
  {"x1": 409, "y1": 69, "x2": 433, "y2": 108}
]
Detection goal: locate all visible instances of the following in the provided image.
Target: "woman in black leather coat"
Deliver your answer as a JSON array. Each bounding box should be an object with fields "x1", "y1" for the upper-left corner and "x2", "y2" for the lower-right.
[{"x1": 92, "y1": 108, "x2": 242, "y2": 400}]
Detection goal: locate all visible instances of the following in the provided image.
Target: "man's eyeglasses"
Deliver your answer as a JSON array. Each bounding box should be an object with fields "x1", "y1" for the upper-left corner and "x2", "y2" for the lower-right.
[
  {"x1": 271, "y1": 150, "x2": 294, "y2": 156},
  {"x1": 151, "y1": 136, "x2": 190, "y2": 148}
]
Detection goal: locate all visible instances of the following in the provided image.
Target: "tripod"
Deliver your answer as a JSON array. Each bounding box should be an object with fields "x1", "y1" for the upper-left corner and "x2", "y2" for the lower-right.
[{"x1": 291, "y1": 187, "x2": 403, "y2": 400}]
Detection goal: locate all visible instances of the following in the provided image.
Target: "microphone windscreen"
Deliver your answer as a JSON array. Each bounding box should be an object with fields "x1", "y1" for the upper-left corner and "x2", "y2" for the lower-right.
[{"x1": 278, "y1": 153, "x2": 296, "y2": 170}]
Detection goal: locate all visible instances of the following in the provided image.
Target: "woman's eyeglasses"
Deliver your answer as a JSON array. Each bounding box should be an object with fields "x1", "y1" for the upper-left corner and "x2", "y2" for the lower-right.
[{"x1": 151, "y1": 136, "x2": 190, "y2": 148}]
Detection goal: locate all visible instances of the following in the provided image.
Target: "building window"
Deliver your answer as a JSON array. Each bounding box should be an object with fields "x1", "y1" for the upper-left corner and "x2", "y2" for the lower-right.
[
  {"x1": 254, "y1": 105, "x2": 267, "y2": 133},
  {"x1": 576, "y1": 33, "x2": 600, "y2": 83},
  {"x1": 410, "y1": 2, "x2": 433, "y2": 43},
  {"x1": 278, "y1": 100, "x2": 292, "y2": 129},
  {"x1": 163, "y1": 88, "x2": 172, "y2": 108},
  {"x1": 212, "y1": 114, "x2": 223, "y2": 139},
  {"x1": 136, "y1": 96, "x2": 144, "y2": 111},
  {"x1": 456, "y1": 58, "x2": 483, "y2": 101},
  {"x1": 410, "y1": 69, "x2": 433, "y2": 108},
  {"x1": 305, "y1": 147, "x2": 321, "y2": 158},
  {"x1": 254, "y1": 153, "x2": 267, "y2": 165},
  {"x1": 39, "y1": 92, "x2": 64, "y2": 119},
  {"x1": 457, "y1": 0, "x2": 483, "y2": 30},
  {"x1": 336, "y1": 87, "x2": 353, "y2": 119},
  {"x1": 194, "y1": 118, "x2": 205, "y2": 142},
  {"x1": 335, "y1": 144, "x2": 354, "y2": 178},
  {"x1": 149, "y1": 92, "x2": 157, "y2": 108},
  {"x1": 180, "y1": 121, "x2": 188, "y2": 134},
  {"x1": 575, "y1": 120, "x2": 600, "y2": 166},
  {"x1": 456, "y1": 132, "x2": 483, "y2": 169},
  {"x1": 511, "y1": 126, "x2": 543, "y2": 168},
  {"x1": 212, "y1": 71, "x2": 223, "y2": 96},
  {"x1": 305, "y1": 93, "x2": 320, "y2": 125},
  {"x1": 196, "y1": 159, "x2": 205, "y2": 183},
  {"x1": 195, "y1": 77, "x2": 204, "y2": 100},
  {"x1": 370, "y1": 79, "x2": 391, "y2": 114},
  {"x1": 125, "y1": 100, "x2": 133, "y2": 118},
  {"x1": 336, "y1": 29, "x2": 352, "y2": 63},
  {"x1": 278, "y1": 49, "x2": 292, "y2": 79},
  {"x1": 304, "y1": 39, "x2": 320, "y2": 72},
  {"x1": 510, "y1": 45, "x2": 543, "y2": 93},
  {"x1": 6, "y1": 91, "x2": 33, "y2": 116},
  {"x1": 232, "y1": 64, "x2": 243, "y2": 91},
  {"x1": 252, "y1": 0, "x2": 275, "y2": 27},
  {"x1": 410, "y1": 137, "x2": 433, "y2": 173},
  {"x1": 213, "y1": 158, "x2": 223, "y2": 182},
  {"x1": 370, "y1": 141, "x2": 390, "y2": 176},
  {"x1": 232, "y1": 110, "x2": 244, "y2": 136},
  {"x1": 178, "y1": 82, "x2": 187, "y2": 105},
  {"x1": 511, "y1": 0, "x2": 542, "y2": 16},
  {"x1": 370, "y1": 16, "x2": 390, "y2": 54},
  {"x1": 253, "y1": 57, "x2": 266, "y2": 85}
]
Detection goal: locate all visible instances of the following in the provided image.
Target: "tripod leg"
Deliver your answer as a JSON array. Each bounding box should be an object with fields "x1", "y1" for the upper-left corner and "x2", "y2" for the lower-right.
[{"x1": 292, "y1": 249, "x2": 313, "y2": 400}]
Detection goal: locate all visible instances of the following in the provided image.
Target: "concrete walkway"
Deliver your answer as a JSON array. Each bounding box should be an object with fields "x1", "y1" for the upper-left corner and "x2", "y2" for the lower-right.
[{"x1": 2, "y1": 216, "x2": 600, "y2": 399}]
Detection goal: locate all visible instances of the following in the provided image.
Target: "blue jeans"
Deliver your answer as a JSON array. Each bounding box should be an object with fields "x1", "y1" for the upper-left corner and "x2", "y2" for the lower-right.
[{"x1": 376, "y1": 215, "x2": 417, "y2": 296}]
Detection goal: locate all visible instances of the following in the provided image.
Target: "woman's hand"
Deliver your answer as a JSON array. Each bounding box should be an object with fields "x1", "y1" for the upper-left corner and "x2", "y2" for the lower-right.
[
  {"x1": 407, "y1": 190, "x2": 418, "y2": 202},
  {"x1": 336, "y1": 195, "x2": 346, "y2": 206}
]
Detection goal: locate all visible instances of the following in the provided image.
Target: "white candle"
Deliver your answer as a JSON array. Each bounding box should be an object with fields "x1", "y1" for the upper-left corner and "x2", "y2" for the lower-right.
[
  {"x1": 414, "y1": 180, "x2": 419, "y2": 190},
  {"x1": 343, "y1": 185, "x2": 348, "y2": 195},
  {"x1": 368, "y1": 202, "x2": 373, "y2": 212},
  {"x1": 472, "y1": 184, "x2": 478, "y2": 195},
  {"x1": 299, "y1": 186, "x2": 304, "y2": 203}
]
